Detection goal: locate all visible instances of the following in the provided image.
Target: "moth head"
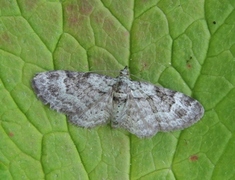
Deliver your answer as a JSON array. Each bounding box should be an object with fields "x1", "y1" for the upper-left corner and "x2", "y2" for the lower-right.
[{"x1": 119, "y1": 66, "x2": 130, "y2": 78}]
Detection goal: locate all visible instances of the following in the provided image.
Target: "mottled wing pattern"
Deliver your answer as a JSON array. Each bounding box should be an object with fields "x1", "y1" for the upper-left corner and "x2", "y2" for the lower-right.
[
  {"x1": 112, "y1": 95, "x2": 159, "y2": 137},
  {"x1": 113, "y1": 81, "x2": 204, "y2": 138},
  {"x1": 32, "y1": 70, "x2": 116, "y2": 127}
]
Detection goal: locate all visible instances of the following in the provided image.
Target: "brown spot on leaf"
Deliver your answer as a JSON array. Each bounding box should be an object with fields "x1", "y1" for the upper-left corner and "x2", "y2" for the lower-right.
[
  {"x1": 8, "y1": 132, "x2": 14, "y2": 137},
  {"x1": 186, "y1": 56, "x2": 193, "y2": 69},
  {"x1": 187, "y1": 63, "x2": 192, "y2": 69},
  {"x1": 140, "y1": 62, "x2": 149, "y2": 71},
  {"x1": 103, "y1": 18, "x2": 116, "y2": 32},
  {"x1": 189, "y1": 155, "x2": 198, "y2": 162},
  {"x1": 68, "y1": 15, "x2": 79, "y2": 25},
  {"x1": 65, "y1": 3, "x2": 89, "y2": 27},
  {"x1": 66, "y1": 4, "x2": 76, "y2": 12},
  {"x1": 25, "y1": 0, "x2": 37, "y2": 11},
  {"x1": 0, "y1": 32, "x2": 12, "y2": 46},
  {"x1": 79, "y1": 0, "x2": 93, "y2": 15}
]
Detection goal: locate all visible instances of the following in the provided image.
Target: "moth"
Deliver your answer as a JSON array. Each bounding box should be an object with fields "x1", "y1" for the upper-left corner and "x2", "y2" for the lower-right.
[{"x1": 32, "y1": 67, "x2": 204, "y2": 138}]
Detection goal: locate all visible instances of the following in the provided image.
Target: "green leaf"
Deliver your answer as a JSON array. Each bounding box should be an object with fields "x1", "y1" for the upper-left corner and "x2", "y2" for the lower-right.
[{"x1": 0, "y1": 0, "x2": 234, "y2": 179}]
